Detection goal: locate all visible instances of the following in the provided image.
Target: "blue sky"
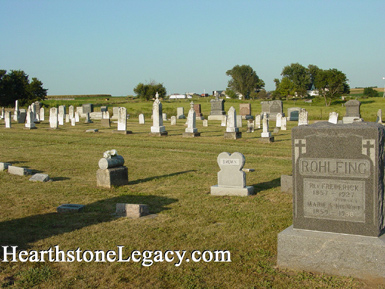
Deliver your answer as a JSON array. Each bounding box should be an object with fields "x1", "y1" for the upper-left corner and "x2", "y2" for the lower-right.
[{"x1": 1, "y1": 0, "x2": 384, "y2": 96}]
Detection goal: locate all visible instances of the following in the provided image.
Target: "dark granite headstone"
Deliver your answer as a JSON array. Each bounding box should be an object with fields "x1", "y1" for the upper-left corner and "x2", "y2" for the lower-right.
[
  {"x1": 260, "y1": 100, "x2": 283, "y2": 120},
  {"x1": 287, "y1": 107, "x2": 300, "y2": 121},
  {"x1": 210, "y1": 97, "x2": 225, "y2": 116},
  {"x1": 82, "y1": 104, "x2": 94, "y2": 114},
  {"x1": 343, "y1": 100, "x2": 362, "y2": 123},
  {"x1": 193, "y1": 103, "x2": 203, "y2": 118}
]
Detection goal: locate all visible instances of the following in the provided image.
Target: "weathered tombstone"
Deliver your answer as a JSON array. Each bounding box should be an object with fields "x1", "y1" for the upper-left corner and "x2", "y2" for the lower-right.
[
  {"x1": 18, "y1": 109, "x2": 26, "y2": 124},
  {"x1": 298, "y1": 108, "x2": 308, "y2": 126},
  {"x1": 25, "y1": 106, "x2": 37, "y2": 129},
  {"x1": 82, "y1": 103, "x2": 93, "y2": 114},
  {"x1": 221, "y1": 115, "x2": 227, "y2": 127},
  {"x1": 13, "y1": 100, "x2": 19, "y2": 122},
  {"x1": 139, "y1": 114, "x2": 145, "y2": 124},
  {"x1": 8, "y1": 166, "x2": 32, "y2": 176},
  {"x1": 287, "y1": 107, "x2": 301, "y2": 121},
  {"x1": 224, "y1": 106, "x2": 241, "y2": 139},
  {"x1": 39, "y1": 107, "x2": 45, "y2": 121},
  {"x1": 236, "y1": 115, "x2": 242, "y2": 128},
  {"x1": 58, "y1": 105, "x2": 66, "y2": 116},
  {"x1": 150, "y1": 92, "x2": 168, "y2": 136},
  {"x1": 328, "y1": 112, "x2": 339, "y2": 124},
  {"x1": 255, "y1": 114, "x2": 261, "y2": 129},
  {"x1": 281, "y1": 117, "x2": 287, "y2": 131},
  {"x1": 100, "y1": 117, "x2": 111, "y2": 128},
  {"x1": 239, "y1": 103, "x2": 252, "y2": 119},
  {"x1": 76, "y1": 106, "x2": 83, "y2": 116},
  {"x1": 71, "y1": 117, "x2": 76, "y2": 126},
  {"x1": 193, "y1": 103, "x2": 204, "y2": 120},
  {"x1": 162, "y1": 113, "x2": 167, "y2": 121},
  {"x1": 102, "y1": 111, "x2": 110, "y2": 120},
  {"x1": 208, "y1": 95, "x2": 226, "y2": 120},
  {"x1": 183, "y1": 102, "x2": 200, "y2": 137},
  {"x1": 57, "y1": 204, "x2": 85, "y2": 213},
  {"x1": 116, "y1": 107, "x2": 128, "y2": 132},
  {"x1": 32, "y1": 102, "x2": 40, "y2": 123},
  {"x1": 177, "y1": 107, "x2": 185, "y2": 119},
  {"x1": 276, "y1": 112, "x2": 282, "y2": 128},
  {"x1": 4, "y1": 111, "x2": 11, "y2": 128},
  {"x1": 377, "y1": 109, "x2": 382, "y2": 124},
  {"x1": 277, "y1": 122, "x2": 385, "y2": 281},
  {"x1": 247, "y1": 119, "x2": 254, "y2": 133},
  {"x1": 0, "y1": 162, "x2": 11, "y2": 171},
  {"x1": 58, "y1": 111, "x2": 64, "y2": 126},
  {"x1": 280, "y1": 175, "x2": 293, "y2": 194},
  {"x1": 49, "y1": 108, "x2": 58, "y2": 129},
  {"x1": 116, "y1": 204, "x2": 149, "y2": 218},
  {"x1": 65, "y1": 114, "x2": 70, "y2": 123},
  {"x1": 75, "y1": 112, "x2": 80, "y2": 122},
  {"x1": 170, "y1": 116, "x2": 176, "y2": 125},
  {"x1": 90, "y1": 112, "x2": 103, "y2": 119},
  {"x1": 260, "y1": 113, "x2": 274, "y2": 143},
  {"x1": 84, "y1": 112, "x2": 92, "y2": 124},
  {"x1": 96, "y1": 149, "x2": 129, "y2": 188},
  {"x1": 261, "y1": 100, "x2": 283, "y2": 120},
  {"x1": 210, "y1": 152, "x2": 255, "y2": 196},
  {"x1": 111, "y1": 107, "x2": 119, "y2": 120},
  {"x1": 342, "y1": 99, "x2": 362, "y2": 124},
  {"x1": 69, "y1": 105, "x2": 74, "y2": 120},
  {"x1": 29, "y1": 173, "x2": 50, "y2": 182},
  {"x1": 203, "y1": 119, "x2": 208, "y2": 127}
]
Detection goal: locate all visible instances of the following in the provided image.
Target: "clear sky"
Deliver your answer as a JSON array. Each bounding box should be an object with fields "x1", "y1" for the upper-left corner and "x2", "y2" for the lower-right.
[{"x1": 1, "y1": 0, "x2": 384, "y2": 96}]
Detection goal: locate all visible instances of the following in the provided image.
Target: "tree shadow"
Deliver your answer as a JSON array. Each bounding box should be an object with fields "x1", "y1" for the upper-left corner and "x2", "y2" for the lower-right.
[
  {"x1": 252, "y1": 177, "x2": 281, "y2": 194},
  {"x1": 0, "y1": 194, "x2": 178, "y2": 255},
  {"x1": 129, "y1": 170, "x2": 196, "y2": 185}
]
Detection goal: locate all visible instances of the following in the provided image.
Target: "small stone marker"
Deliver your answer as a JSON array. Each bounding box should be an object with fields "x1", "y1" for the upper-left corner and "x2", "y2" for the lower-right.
[
  {"x1": 71, "y1": 117, "x2": 76, "y2": 126},
  {"x1": 210, "y1": 152, "x2": 255, "y2": 196},
  {"x1": 277, "y1": 121, "x2": 385, "y2": 281},
  {"x1": 75, "y1": 112, "x2": 80, "y2": 122},
  {"x1": 101, "y1": 117, "x2": 111, "y2": 128},
  {"x1": 280, "y1": 175, "x2": 292, "y2": 193},
  {"x1": 298, "y1": 108, "x2": 308, "y2": 126},
  {"x1": 203, "y1": 119, "x2": 208, "y2": 127},
  {"x1": 224, "y1": 106, "x2": 241, "y2": 139},
  {"x1": 4, "y1": 111, "x2": 11, "y2": 128},
  {"x1": 276, "y1": 113, "x2": 282, "y2": 128},
  {"x1": 281, "y1": 117, "x2": 287, "y2": 131},
  {"x1": 39, "y1": 107, "x2": 45, "y2": 121},
  {"x1": 116, "y1": 203, "x2": 149, "y2": 218},
  {"x1": 183, "y1": 101, "x2": 200, "y2": 137},
  {"x1": 170, "y1": 116, "x2": 176, "y2": 125},
  {"x1": 85, "y1": 129, "x2": 98, "y2": 133},
  {"x1": 57, "y1": 204, "x2": 85, "y2": 213},
  {"x1": 0, "y1": 162, "x2": 11, "y2": 171},
  {"x1": 96, "y1": 149, "x2": 129, "y2": 188},
  {"x1": 139, "y1": 113, "x2": 145, "y2": 124},
  {"x1": 162, "y1": 113, "x2": 167, "y2": 121},
  {"x1": 328, "y1": 112, "x2": 339, "y2": 124},
  {"x1": 255, "y1": 114, "x2": 261, "y2": 129},
  {"x1": 342, "y1": 99, "x2": 362, "y2": 124},
  {"x1": 8, "y1": 166, "x2": 32, "y2": 176},
  {"x1": 177, "y1": 107, "x2": 185, "y2": 119},
  {"x1": 29, "y1": 173, "x2": 50, "y2": 182}
]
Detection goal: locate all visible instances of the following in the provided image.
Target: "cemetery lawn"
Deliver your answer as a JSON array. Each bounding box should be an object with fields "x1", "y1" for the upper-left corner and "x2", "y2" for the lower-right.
[{"x1": 0, "y1": 96, "x2": 384, "y2": 288}]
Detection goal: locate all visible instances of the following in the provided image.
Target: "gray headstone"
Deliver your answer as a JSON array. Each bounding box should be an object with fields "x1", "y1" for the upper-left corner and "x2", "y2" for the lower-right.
[
  {"x1": 8, "y1": 166, "x2": 32, "y2": 176},
  {"x1": 177, "y1": 107, "x2": 185, "y2": 119},
  {"x1": 116, "y1": 203, "x2": 149, "y2": 218},
  {"x1": 343, "y1": 100, "x2": 362, "y2": 124},
  {"x1": 29, "y1": 173, "x2": 50, "y2": 182},
  {"x1": 4, "y1": 111, "x2": 11, "y2": 128},
  {"x1": 82, "y1": 103, "x2": 94, "y2": 114},
  {"x1": 287, "y1": 107, "x2": 301, "y2": 121},
  {"x1": 150, "y1": 93, "x2": 167, "y2": 136},
  {"x1": 209, "y1": 96, "x2": 226, "y2": 116}
]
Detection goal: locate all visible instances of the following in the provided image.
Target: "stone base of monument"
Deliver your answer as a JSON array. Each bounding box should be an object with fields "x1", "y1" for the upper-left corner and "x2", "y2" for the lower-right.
[
  {"x1": 210, "y1": 185, "x2": 254, "y2": 196},
  {"x1": 224, "y1": 132, "x2": 242, "y2": 139},
  {"x1": 183, "y1": 132, "x2": 200, "y2": 138},
  {"x1": 277, "y1": 225, "x2": 385, "y2": 281},
  {"x1": 150, "y1": 131, "x2": 168, "y2": 137},
  {"x1": 96, "y1": 166, "x2": 129, "y2": 188},
  {"x1": 342, "y1": 116, "x2": 363, "y2": 124},
  {"x1": 116, "y1": 203, "x2": 149, "y2": 218},
  {"x1": 100, "y1": 119, "x2": 111, "y2": 127},
  {"x1": 259, "y1": 136, "x2": 274, "y2": 143},
  {"x1": 113, "y1": 130, "x2": 133, "y2": 134},
  {"x1": 208, "y1": 115, "x2": 226, "y2": 121}
]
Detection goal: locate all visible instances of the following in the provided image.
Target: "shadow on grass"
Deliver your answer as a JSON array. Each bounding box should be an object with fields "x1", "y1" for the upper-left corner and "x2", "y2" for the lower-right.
[
  {"x1": 0, "y1": 194, "x2": 177, "y2": 254},
  {"x1": 252, "y1": 177, "x2": 281, "y2": 193},
  {"x1": 50, "y1": 177, "x2": 71, "y2": 181},
  {"x1": 129, "y1": 170, "x2": 196, "y2": 185}
]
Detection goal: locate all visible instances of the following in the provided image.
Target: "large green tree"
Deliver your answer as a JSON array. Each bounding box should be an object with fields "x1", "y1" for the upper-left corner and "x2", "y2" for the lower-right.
[
  {"x1": 0, "y1": 70, "x2": 47, "y2": 107},
  {"x1": 133, "y1": 81, "x2": 167, "y2": 101},
  {"x1": 226, "y1": 65, "x2": 264, "y2": 100},
  {"x1": 280, "y1": 63, "x2": 311, "y2": 97}
]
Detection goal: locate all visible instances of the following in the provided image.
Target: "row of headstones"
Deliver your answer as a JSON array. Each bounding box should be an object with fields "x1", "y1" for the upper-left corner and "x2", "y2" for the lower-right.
[{"x1": 0, "y1": 162, "x2": 50, "y2": 182}]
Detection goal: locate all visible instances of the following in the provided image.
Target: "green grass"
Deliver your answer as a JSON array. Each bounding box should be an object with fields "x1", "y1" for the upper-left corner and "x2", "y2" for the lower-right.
[{"x1": 0, "y1": 97, "x2": 384, "y2": 288}]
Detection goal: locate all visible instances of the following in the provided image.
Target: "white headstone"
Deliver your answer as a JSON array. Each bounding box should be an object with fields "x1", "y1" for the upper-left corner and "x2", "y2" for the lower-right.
[
  {"x1": 13, "y1": 100, "x2": 19, "y2": 122},
  {"x1": 185, "y1": 102, "x2": 198, "y2": 133},
  {"x1": 298, "y1": 109, "x2": 308, "y2": 126},
  {"x1": 276, "y1": 113, "x2": 282, "y2": 128},
  {"x1": 261, "y1": 113, "x2": 271, "y2": 138},
  {"x1": 102, "y1": 111, "x2": 110, "y2": 119},
  {"x1": 4, "y1": 111, "x2": 11, "y2": 128},
  {"x1": 203, "y1": 119, "x2": 208, "y2": 127},
  {"x1": 170, "y1": 116, "x2": 176, "y2": 125},
  {"x1": 58, "y1": 112, "x2": 64, "y2": 125},
  {"x1": 226, "y1": 106, "x2": 239, "y2": 133},
  {"x1": 117, "y1": 107, "x2": 127, "y2": 131},
  {"x1": 255, "y1": 114, "x2": 261, "y2": 129},
  {"x1": 139, "y1": 113, "x2": 145, "y2": 124},
  {"x1": 221, "y1": 115, "x2": 227, "y2": 127},
  {"x1": 25, "y1": 106, "x2": 36, "y2": 129},
  {"x1": 65, "y1": 114, "x2": 70, "y2": 123},
  {"x1": 328, "y1": 112, "x2": 339, "y2": 124},
  {"x1": 281, "y1": 117, "x2": 287, "y2": 131},
  {"x1": 75, "y1": 112, "x2": 80, "y2": 122},
  {"x1": 150, "y1": 92, "x2": 167, "y2": 134},
  {"x1": 162, "y1": 113, "x2": 167, "y2": 121},
  {"x1": 39, "y1": 107, "x2": 45, "y2": 121},
  {"x1": 177, "y1": 107, "x2": 185, "y2": 119},
  {"x1": 69, "y1": 105, "x2": 74, "y2": 120},
  {"x1": 71, "y1": 117, "x2": 76, "y2": 126},
  {"x1": 49, "y1": 108, "x2": 58, "y2": 129}
]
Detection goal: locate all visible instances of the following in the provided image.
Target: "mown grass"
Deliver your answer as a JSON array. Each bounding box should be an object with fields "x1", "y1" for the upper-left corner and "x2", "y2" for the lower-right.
[{"x1": 0, "y1": 97, "x2": 384, "y2": 288}]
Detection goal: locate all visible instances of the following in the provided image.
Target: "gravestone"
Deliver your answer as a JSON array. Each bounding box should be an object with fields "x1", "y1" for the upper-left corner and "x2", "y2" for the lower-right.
[
  {"x1": 29, "y1": 173, "x2": 50, "y2": 182},
  {"x1": 76, "y1": 106, "x2": 83, "y2": 115},
  {"x1": 342, "y1": 99, "x2": 362, "y2": 124},
  {"x1": 18, "y1": 109, "x2": 26, "y2": 124},
  {"x1": 170, "y1": 116, "x2": 176, "y2": 125},
  {"x1": 239, "y1": 103, "x2": 252, "y2": 119},
  {"x1": 236, "y1": 115, "x2": 242, "y2": 128},
  {"x1": 177, "y1": 107, "x2": 185, "y2": 119},
  {"x1": 75, "y1": 112, "x2": 80, "y2": 122},
  {"x1": 221, "y1": 115, "x2": 227, "y2": 127},
  {"x1": 377, "y1": 109, "x2": 382, "y2": 123},
  {"x1": 58, "y1": 105, "x2": 66, "y2": 116},
  {"x1": 277, "y1": 122, "x2": 385, "y2": 281},
  {"x1": 116, "y1": 107, "x2": 131, "y2": 134},
  {"x1": 25, "y1": 106, "x2": 37, "y2": 129},
  {"x1": 287, "y1": 107, "x2": 301, "y2": 121},
  {"x1": 281, "y1": 117, "x2": 287, "y2": 131},
  {"x1": 49, "y1": 108, "x2": 58, "y2": 129},
  {"x1": 247, "y1": 119, "x2": 254, "y2": 133},
  {"x1": 100, "y1": 106, "x2": 108, "y2": 112},
  {"x1": 39, "y1": 107, "x2": 45, "y2": 121},
  {"x1": 203, "y1": 119, "x2": 208, "y2": 127},
  {"x1": 31, "y1": 102, "x2": 39, "y2": 123},
  {"x1": 96, "y1": 149, "x2": 129, "y2": 188},
  {"x1": 261, "y1": 100, "x2": 283, "y2": 120},
  {"x1": 210, "y1": 152, "x2": 255, "y2": 196},
  {"x1": 90, "y1": 112, "x2": 103, "y2": 119},
  {"x1": 65, "y1": 114, "x2": 70, "y2": 123},
  {"x1": 84, "y1": 112, "x2": 93, "y2": 124},
  {"x1": 69, "y1": 105, "x2": 74, "y2": 120},
  {"x1": 224, "y1": 106, "x2": 241, "y2": 139},
  {"x1": 116, "y1": 204, "x2": 149, "y2": 218},
  {"x1": 208, "y1": 95, "x2": 226, "y2": 120},
  {"x1": 71, "y1": 117, "x2": 76, "y2": 126},
  {"x1": 82, "y1": 103, "x2": 93, "y2": 114},
  {"x1": 58, "y1": 111, "x2": 64, "y2": 125},
  {"x1": 298, "y1": 109, "x2": 308, "y2": 126},
  {"x1": 162, "y1": 113, "x2": 167, "y2": 121},
  {"x1": 101, "y1": 117, "x2": 111, "y2": 128},
  {"x1": 8, "y1": 166, "x2": 32, "y2": 176},
  {"x1": 4, "y1": 111, "x2": 11, "y2": 128},
  {"x1": 255, "y1": 114, "x2": 261, "y2": 129},
  {"x1": 183, "y1": 102, "x2": 200, "y2": 137},
  {"x1": 280, "y1": 175, "x2": 293, "y2": 194},
  {"x1": 0, "y1": 162, "x2": 11, "y2": 171},
  {"x1": 260, "y1": 113, "x2": 274, "y2": 143},
  {"x1": 13, "y1": 100, "x2": 19, "y2": 122},
  {"x1": 111, "y1": 107, "x2": 119, "y2": 120},
  {"x1": 139, "y1": 114, "x2": 145, "y2": 124},
  {"x1": 150, "y1": 92, "x2": 168, "y2": 136},
  {"x1": 276, "y1": 113, "x2": 282, "y2": 128},
  {"x1": 328, "y1": 112, "x2": 339, "y2": 124},
  {"x1": 102, "y1": 111, "x2": 110, "y2": 120},
  {"x1": 193, "y1": 103, "x2": 203, "y2": 120},
  {"x1": 57, "y1": 204, "x2": 85, "y2": 213}
]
